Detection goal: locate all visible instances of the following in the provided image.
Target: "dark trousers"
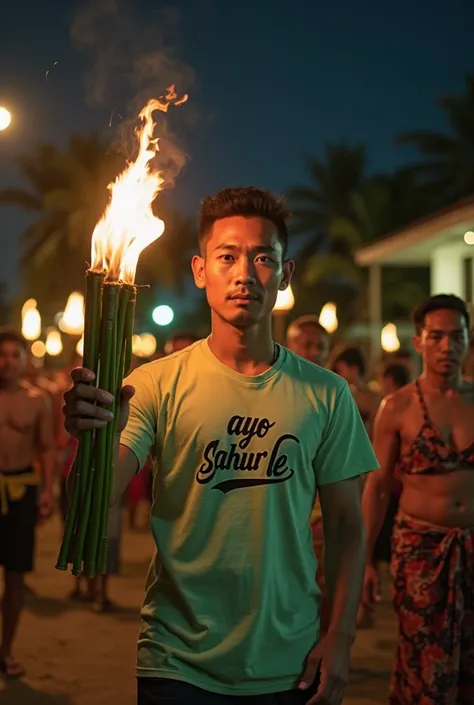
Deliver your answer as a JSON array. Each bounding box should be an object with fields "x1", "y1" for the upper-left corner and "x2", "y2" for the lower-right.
[{"x1": 137, "y1": 677, "x2": 320, "y2": 705}]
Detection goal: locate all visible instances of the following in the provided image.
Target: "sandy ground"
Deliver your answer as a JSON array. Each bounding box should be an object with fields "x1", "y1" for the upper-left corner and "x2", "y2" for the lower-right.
[{"x1": 0, "y1": 514, "x2": 397, "y2": 705}]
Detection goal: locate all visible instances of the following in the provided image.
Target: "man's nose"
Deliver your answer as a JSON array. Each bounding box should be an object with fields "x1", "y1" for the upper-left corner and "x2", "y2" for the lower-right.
[
  {"x1": 235, "y1": 257, "x2": 257, "y2": 285},
  {"x1": 440, "y1": 335, "x2": 455, "y2": 352}
]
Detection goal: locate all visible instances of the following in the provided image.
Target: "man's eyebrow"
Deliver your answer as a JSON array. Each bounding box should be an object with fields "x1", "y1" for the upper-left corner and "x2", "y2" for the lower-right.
[{"x1": 213, "y1": 244, "x2": 278, "y2": 253}]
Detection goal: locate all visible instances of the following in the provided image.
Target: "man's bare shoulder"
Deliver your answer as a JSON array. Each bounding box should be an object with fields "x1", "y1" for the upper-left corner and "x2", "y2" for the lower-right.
[{"x1": 378, "y1": 382, "x2": 417, "y2": 421}]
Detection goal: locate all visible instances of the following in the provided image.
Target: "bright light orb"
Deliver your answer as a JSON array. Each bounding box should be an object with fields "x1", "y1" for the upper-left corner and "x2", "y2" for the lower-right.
[
  {"x1": 0, "y1": 107, "x2": 12, "y2": 131},
  {"x1": 152, "y1": 305, "x2": 174, "y2": 326},
  {"x1": 464, "y1": 231, "x2": 474, "y2": 245}
]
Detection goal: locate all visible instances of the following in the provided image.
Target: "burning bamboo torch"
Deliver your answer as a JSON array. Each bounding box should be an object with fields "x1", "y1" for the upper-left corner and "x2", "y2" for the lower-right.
[{"x1": 57, "y1": 88, "x2": 187, "y2": 577}]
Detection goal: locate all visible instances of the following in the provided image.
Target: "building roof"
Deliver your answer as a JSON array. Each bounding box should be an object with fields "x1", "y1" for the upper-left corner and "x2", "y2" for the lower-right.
[{"x1": 355, "y1": 195, "x2": 474, "y2": 266}]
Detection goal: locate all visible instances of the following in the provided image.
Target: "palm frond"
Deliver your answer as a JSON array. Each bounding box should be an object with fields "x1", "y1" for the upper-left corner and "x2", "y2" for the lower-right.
[
  {"x1": 303, "y1": 253, "x2": 363, "y2": 287},
  {"x1": 0, "y1": 189, "x2": 42, "y2": 210}
]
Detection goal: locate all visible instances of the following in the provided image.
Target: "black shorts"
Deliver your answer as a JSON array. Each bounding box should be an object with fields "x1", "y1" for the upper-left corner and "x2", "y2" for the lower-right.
[
  {"x1": 0, "y1": 469, "x2": 38, "y2": 573},
  {"x1": 137, "y1": 675, "x2": 321, "y2": 705}
]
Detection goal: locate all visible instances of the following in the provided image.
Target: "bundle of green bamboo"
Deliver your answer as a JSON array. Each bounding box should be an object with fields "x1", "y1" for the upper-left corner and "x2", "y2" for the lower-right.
[
  {"x1": 55, "y1": 88, "x2": 187, "y2": 578},
  {"x1": 56, "y1": 272, "x2": 137, "y2": 577}
]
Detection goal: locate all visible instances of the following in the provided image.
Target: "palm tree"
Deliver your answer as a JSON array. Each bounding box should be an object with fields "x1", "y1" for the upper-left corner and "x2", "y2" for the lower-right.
[
  {"x1": 0, "y1": 134, "x2": 196, "y2": 318},
  {"x1": 398, "y1": 74, "x2": 474, "y2": 204},
  {"x1": 302, "y1": 173, "x2": 430, "y2": 319},
  {"x1": 287, "y1": 142, "x2": 367, "y2": 253}
]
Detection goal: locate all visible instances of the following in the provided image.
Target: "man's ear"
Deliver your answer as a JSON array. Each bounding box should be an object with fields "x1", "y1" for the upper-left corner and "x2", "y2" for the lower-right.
[
  {"x1": 279, "y1": 259, "x2": 295, "y2": 290},
  {"x1": 192, "y1": 254, "x2": 206, "y2": 290}
]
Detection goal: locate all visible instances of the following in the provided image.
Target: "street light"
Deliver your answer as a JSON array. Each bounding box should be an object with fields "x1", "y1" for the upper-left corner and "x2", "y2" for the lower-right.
[
  {"x1": 319, "y1": 303, "x2": 338, "y2": 334},
  {"x1": 45, "y1": 329, "x2": 63, "y2": 356},
  {"x1": 31, "y1": 340, "x2": 46, "y2": 359},
  {"x1": 0, "y1": 107, "x2": 11, "y2": 132},
  {"x1": 272, "y1": 284, "x2": 295, "y2": 343},
  {"x1": 59, "y1": 292, "x2": 84, "y2": 335},
  {"x1": 76, "y1": 335, "x2": 84, "y2": 357},
  {"x1": 381, "y1": 323, "x2": 400, "y2": 353},
  {"x1": 21, "y1": 299, "x2": 41, "y2": 341},
  {"x1": 152, "y1": 305, "x2": 174, "y2": 326}
]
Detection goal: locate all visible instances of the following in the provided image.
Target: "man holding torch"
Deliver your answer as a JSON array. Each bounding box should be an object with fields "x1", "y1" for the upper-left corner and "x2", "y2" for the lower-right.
[{"x1": 63, "y1": 187, "x2": 378, "y2": 705}]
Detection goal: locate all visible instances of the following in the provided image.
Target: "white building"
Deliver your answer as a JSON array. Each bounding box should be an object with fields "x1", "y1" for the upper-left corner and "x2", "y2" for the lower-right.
[{"x1": 355, "y1": 196, "x2": 474, "y2": 354}]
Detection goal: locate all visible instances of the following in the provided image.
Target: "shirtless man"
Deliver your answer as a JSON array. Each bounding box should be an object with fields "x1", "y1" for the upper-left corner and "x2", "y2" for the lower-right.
[
  {"x1": 0, "y1": 330, "x2": 55, "y2": 677},
  {"x1": 286, "y1": 316, "x2": 330, "y2": 367},
  {"x1": 362, "y1": 294, "x2": 474, "y2": 704}
]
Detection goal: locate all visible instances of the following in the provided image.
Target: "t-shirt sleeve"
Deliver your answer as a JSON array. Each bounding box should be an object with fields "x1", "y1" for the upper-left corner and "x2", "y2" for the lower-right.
[
  {"x1": 120, "y1": 365, "x2": 158, "y2": 471},
  {"x1": 314, "y1": 381, "x2": 379, "y2": 486}
]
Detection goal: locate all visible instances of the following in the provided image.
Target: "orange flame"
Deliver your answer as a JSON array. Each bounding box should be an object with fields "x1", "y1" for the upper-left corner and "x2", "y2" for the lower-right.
[{"x1": 91, "y1": 86, "x2": 188, "y2": 284}]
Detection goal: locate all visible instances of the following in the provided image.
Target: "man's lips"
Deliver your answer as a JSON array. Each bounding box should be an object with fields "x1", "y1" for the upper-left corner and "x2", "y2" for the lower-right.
[{"x1": 229, "y1": 294, "x2": 259, "y2": 301}]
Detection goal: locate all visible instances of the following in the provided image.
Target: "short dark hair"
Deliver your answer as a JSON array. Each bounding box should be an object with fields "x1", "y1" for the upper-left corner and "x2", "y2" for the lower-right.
[
  {"x1": 329, "y1": 345, "x2": 366, "y2": 377},
  {"x1": 0, "y1": 329, "x2": 27, "y2": 350},
  {"x1": 198, "y1": 187, "x2": 290, "y2": 257},
  {"x1": 383, "y1": 362, "x2": 410, "y2": 390},
  {"x1": 287, "y1": 315, "x2": 328, "y2": 340},
  {"x1": 412, "y1": 294, "x2": 470, "y2": 334}
]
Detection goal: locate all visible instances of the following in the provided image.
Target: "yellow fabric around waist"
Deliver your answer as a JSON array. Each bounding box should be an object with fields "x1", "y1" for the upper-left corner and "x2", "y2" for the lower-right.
[{"x1": 0, "y1": 472, "x2": 38, "y2": 516}]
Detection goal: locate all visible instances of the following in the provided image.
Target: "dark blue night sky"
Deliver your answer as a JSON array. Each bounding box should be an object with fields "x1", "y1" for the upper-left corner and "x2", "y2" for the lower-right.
[{"x1": 0, "y1": 0, "x2": 472, "y2": 294}]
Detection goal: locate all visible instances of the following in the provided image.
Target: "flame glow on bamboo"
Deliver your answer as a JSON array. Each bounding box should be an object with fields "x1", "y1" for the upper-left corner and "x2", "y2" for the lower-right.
[{"x1": 57, "y1": 86, "x2": 187, "y2": 576}]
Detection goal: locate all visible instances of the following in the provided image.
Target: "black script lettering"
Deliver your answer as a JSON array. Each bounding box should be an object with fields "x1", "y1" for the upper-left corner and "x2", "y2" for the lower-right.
[
  {"x1": 227, "y1": 415, "x2": 276, "y2": 449},
  {"x1": 266, "y1": 434, "x2": 299, "y2": 479},
  {"x1": 197, "y1": 439, "x2": 219, "y2": 483},
  {"x1": 196, "y1": 440, "x2": 268, "y2": 484}
]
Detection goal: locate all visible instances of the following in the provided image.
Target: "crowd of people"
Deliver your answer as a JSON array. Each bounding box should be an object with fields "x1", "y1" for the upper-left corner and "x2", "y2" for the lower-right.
[{"x1": 1, "y1": 186, "x2": 473, "y2": 704}]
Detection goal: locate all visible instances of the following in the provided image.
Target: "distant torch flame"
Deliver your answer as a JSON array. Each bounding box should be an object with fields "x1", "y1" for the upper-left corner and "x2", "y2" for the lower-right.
[{"x1": 91, "y1": 86, "x2": 188, "y2": 284}]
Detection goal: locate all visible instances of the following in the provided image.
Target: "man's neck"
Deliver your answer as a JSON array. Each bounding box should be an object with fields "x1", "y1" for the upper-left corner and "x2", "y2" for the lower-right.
[
  {"x1": 420, "y1": 369, "x2": 464, "y2": 394},
  {"x1": 209, "y1": 314, "x2": 276, "y2": 375}
]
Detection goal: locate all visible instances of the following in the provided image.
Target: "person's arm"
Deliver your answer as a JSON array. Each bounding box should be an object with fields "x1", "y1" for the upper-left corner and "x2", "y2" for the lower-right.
[
  {"x1": 314, "y1": 382, "x2": 379, "y2": 639},
  {"x1": 361, "y1": 396, "x2": 400, "y2": 565},
  {"x1": 319, "y1": 477, "x2": 364, "y2": 639},
  {"x1": 64, "y1": 365, "x2": 158, "y2": 506}
]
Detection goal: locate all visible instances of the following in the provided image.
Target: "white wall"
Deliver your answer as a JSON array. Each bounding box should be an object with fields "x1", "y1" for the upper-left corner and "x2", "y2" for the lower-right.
[{"x1": 431, "y1": 245, "x2": 466, "y2": 298}]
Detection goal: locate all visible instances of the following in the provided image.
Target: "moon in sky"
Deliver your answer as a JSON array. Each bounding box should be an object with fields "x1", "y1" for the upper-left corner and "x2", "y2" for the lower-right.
[{"x1": 0, "y1": 107, "x2": 12, "y2": 131}]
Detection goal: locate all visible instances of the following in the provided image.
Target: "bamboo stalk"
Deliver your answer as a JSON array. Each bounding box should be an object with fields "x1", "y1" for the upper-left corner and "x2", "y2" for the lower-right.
[
  {"x1": 56, "y1": 269, "x2": 104, "y2": 571},
  {"x1": 97, "y1": 285, "x2": 132, "y2": 573},
  {"x1": 123, "y1": 286, "x2": 137, "y2": 377},
  {"x1": 83, "y1": 282, "x2": 121, "y2": 577}
]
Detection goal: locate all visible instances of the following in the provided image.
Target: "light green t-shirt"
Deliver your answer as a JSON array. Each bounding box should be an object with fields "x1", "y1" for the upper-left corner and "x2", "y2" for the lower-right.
[{"x1": 121, "y1": 338, "x2": 378, "y2": 695}]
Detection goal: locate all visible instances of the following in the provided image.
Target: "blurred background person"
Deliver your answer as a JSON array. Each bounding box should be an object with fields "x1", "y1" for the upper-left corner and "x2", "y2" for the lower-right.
[
  {"x1": 379, "y1": 362, "x2": 411, "y2": 398},
  {"x1": 0, "y1": 330, "x2": 55, "y2": 677},
  {"x1": 329, "y1": 344, "x2": 380, "y2": 437},
  {"x1": 286, "y1": 315, "x2": 330, "y2": 366}
]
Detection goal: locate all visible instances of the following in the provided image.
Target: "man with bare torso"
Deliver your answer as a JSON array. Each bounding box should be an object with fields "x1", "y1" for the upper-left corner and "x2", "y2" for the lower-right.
[
  {"x1": 362, "y1": 294, "x2": 474, "y2": 704},
  {"x1": 0, "y1": 330, "x2": 55, "y2": 677}
]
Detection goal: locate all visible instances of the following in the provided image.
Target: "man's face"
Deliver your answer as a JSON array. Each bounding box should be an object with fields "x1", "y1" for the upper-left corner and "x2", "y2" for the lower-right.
[
  {"x1": 0, "y1": 341, "x2": 26, "y2": 382},
  {"x1": 287, "y1": 327, "x2": 329, "y2": 366},
  {"x1": 192, "y1": 216, "x2": 294, "y2": 328},
  {"x1": 414, "y1": 309, "x2": 469, "y2": 376}
]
